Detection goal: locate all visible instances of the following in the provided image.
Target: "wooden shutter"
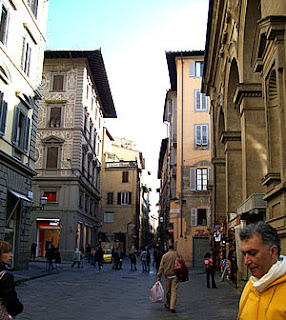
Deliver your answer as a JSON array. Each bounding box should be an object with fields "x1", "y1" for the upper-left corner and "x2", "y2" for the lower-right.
[
  {"x1": 53, "y1": 75, "x2": 64, "y2": 91},
  {"x1": 202, "y1": 125, "x2": 208, "y2": 146},
  {"x1": 189, "y1": 61, "x2": 195, "y2": 76},
  {"x1": 0, "y1": 92, "x2": 7, "y2": 135},
  {"x1": 194, "y1": 89, "x2": 200, "y2": 110},
  {"x1": 46, "y1": 147, "x2": 58, "y2": 168},
  {"x1": 128, "y1": 192, "x2": 132, "y2": 205},
  {"x1": 122, "y1": 171, "x2": 128, "y2": 183},
  {"x1": 191, "y1": 208, "x2": 197, "y2": 226},
  {"x1": 190, "y1": 167, "x2": 196, "y2": 190},
  {"x1": 23, "y1": 116, "x2": 30, "y2": 152},
  {"x1": 201, "y1": 93, "x2": 207, "y2": 111},
  {"x1": 195, "y1": 125, "x2": 201, "y2": 146},
  {"x1": 117, "y1": 192, "x2": 121, "y2": 205}
]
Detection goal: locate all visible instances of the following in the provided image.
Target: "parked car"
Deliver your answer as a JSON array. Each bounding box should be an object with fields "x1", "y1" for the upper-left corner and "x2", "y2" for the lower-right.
[{"x1": 103, "y1": 249, "x2": 112, "y2": 263}]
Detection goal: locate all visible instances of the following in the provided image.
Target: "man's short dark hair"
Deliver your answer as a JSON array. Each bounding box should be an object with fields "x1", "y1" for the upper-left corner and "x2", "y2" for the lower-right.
[{"x1": 240, "y1": 221, "x2": 281, "y2": 257}]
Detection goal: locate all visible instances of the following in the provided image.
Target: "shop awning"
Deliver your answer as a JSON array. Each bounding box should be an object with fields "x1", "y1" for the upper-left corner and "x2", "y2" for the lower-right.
[{"x1": 9, "y1": 190, "x2": 31, "y2": 202}]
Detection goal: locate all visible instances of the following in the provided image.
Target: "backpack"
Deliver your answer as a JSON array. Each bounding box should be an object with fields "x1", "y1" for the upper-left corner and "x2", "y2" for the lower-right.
[
  {"x1": 204, "y1": 258, "x2": 213, "y2": 270},
  {"x1": 173, "y1": 254, "x2": 189, "y2": 282}
]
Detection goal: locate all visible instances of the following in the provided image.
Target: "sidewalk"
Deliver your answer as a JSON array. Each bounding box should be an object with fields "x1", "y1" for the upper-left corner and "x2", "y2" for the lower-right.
[{"x1": 11, "y1": 258, "x2": 72, "y2": 285}]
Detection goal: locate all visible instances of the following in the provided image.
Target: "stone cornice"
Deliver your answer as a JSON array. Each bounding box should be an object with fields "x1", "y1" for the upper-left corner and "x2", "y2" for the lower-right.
[
  {"x1": 233, "y1": 83, "x2": 262, "y2": 106},
  {"x1": 211, "y1": 157, "x2": 225, "y2": 166},
  {"x1": 258, "y1": 16, "x2": 286, "y2": 41},
  {"x1": 220, "y1": 131, "x2": 241, "y2": 144}
]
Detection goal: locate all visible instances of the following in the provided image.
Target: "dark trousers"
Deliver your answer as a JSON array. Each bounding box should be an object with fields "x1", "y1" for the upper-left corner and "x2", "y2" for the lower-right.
[{"x1": 206, "y1": 269, "x2": 217, "y2": 288}]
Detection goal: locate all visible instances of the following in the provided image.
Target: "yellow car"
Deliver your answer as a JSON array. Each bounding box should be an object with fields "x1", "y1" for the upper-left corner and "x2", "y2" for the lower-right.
[{"x1": 103, "y1": 249, "x2": 112, "y2": 263}]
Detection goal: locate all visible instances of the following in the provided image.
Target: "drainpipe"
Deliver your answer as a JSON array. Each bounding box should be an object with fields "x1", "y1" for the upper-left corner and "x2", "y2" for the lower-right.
[{"x1": 180, "y1": 54, "x2": 184, "y2": 238}]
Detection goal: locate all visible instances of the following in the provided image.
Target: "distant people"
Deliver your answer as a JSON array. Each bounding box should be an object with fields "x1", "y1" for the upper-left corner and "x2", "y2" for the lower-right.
[
  {"x1": 146, "y1": 246, "x2": 151, "y2": 272},
  {"x1": 94, "y1": 244, "x2": 104, "y2": 273},
  {"x1": 228, "y1": 244, "x2": 237, "y2": 285},
  {"x1": 0, "y1": 240, "x2": 23, "y2": 318},
  {"x1": 237, "y1": 221, "x2": 286, "y2": 319},
  {"x1": 157, "y1": 244, "x2": 180, "y2": 313},
  {"x1": 140, "y1": 247, "x2": 147, "y2": 272},
  {"x1": 71, "y1": 248, "x2": 81, "y2": 268},
  {"x1": 204, "y1": 252, "x2": 217, "y2": 288},
  {"x1": 54, "y1": 248, "x2": 61, "y2": 270},
  {"x1": 119, "y1": 247, "x2": 124, "y2": 269},
  {"x1": 85, "y1": 244, "x2": 91, "y2": 263},
  {"x1": 45, "y1": 244, "x2": 55, "y2": 271},
  {"x1": 31, "y1": 242, "x2": 37, "y2": 259},
  {"x1": 90, "y1": 247, "x2": 95, "y2": 266},
  {"x1": 80, "y1": 247, "x2": 85, "y2": 268},
  {"x1": 129, "y1": 245, "x2": 137, "y2": 271},
  {"x1": 113, "y1": 244, "x2": 122, "y2": 270}
]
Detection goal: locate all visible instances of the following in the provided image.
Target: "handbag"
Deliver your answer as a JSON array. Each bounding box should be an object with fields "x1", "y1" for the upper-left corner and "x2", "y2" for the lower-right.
[
  {"x1": 173, "y1": 254, "x2": 189, "y2": 282},
  {"x1": 0, "y1": 271, "x2": 14, "y2": 320}
]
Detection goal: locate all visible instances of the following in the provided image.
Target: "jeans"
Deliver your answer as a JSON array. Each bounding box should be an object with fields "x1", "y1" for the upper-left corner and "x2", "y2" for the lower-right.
[{"x1": 96, "y1": 261, "x2": 102, "y2": 272}]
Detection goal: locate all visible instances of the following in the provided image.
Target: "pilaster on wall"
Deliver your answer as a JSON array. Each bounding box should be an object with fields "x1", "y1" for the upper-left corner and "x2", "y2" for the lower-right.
[
  {"x1": 233, "y1": 83, "x2": 267, "y2": 199},
  {"x1": 221, "y1": 131, "x2": 242, "y2": 214}
]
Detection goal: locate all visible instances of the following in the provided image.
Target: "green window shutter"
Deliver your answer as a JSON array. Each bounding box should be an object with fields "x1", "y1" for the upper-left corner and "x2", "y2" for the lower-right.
[
  {"x1": 191, "y1": 208, "x2": 197, "y2": 226},
  {"x1": 190, "y1": 167, "x2": 196, "y2": 191},
  {"x1": 23, "y1": 116, "x2": 30, "y2": 152}
]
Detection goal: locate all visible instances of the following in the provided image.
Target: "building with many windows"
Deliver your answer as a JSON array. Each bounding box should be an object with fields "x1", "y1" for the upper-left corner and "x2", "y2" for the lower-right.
[
  {"x1": 158, "y1": 51, "x2": 211, "y2": 267},
  {"x1": 99, "y1": 135, "x2": 145, "y2": 254},
  {"x1": 30, "y1": 50, "x2": 116, "y2": 260},
  {"x1": 0, "y1": 0, "x2": 49, "y2": 269}
]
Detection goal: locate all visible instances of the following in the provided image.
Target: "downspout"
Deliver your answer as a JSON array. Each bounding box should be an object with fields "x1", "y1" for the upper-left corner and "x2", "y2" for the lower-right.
[{"x1": 180, "y1": 54, "x2": 184, "y2": 238}]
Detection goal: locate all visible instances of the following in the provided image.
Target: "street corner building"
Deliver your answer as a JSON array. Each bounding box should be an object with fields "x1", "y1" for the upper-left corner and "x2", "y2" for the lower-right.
[{"x1": 0, "y1": 0, "x2": 49, "y2": 269}]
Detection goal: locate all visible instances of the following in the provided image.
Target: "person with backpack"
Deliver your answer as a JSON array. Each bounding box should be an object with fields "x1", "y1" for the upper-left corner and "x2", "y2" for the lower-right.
[
  {"x1": 157, "y1": 244, "x2": 180, "y2": 313},
  {"x1": 204, "y1": 252, "x2": 217, "y2": 288}
]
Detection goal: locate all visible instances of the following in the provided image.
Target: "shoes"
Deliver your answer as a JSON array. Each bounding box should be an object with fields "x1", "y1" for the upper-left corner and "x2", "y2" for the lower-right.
[
  {"x1": 170, "y1": 309, "x2": 176, "y2": 313},
  {"x1": 164, "y1": 304, "x2": 169, "y2": 310}
]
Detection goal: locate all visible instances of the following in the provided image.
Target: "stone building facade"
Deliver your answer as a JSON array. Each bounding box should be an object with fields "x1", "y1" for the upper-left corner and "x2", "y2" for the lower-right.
[
  {"x1": 0, "y1": 0, "x2": 49, "y2": 269},
  {"x1": 30, "y1": 50, "x2": 116, "y2": 260},
  {"x1": 202, "y1": 0, "x2": 286, "y2": 284}
]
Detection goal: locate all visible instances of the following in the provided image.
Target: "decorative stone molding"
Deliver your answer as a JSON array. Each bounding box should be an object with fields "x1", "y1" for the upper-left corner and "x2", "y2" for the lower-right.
[
  {"x1": 261, "y1": 172, "x2": 281, "y2": 186},
  {"x1": 212, "y1": 157, "x2": 226, "y2": 166},
  {"x1": 233, "y1": 83, "x2": 262, "y2": 107},
  {"x1": 220, "y1": 131, "x2": 241, "y2": 144}
]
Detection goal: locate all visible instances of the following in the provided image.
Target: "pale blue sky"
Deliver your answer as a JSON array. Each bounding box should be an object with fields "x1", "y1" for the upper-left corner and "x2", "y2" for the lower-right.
[{"x1": 46, "y1": 0, "x2": 209, "y2": 218}]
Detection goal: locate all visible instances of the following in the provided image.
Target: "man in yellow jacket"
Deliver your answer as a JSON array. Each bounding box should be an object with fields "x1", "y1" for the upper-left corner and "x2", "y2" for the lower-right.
[
  {"x1": 238, "y1": 221, "x2": 286, "y2": 319},
  {"x1": 157, "y1": 244, "x2": 179, "y2": 313}
]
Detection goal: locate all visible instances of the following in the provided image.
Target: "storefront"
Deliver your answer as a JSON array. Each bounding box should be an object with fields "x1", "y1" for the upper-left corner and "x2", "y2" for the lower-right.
[{"x1": 36, "y1": 218, "x2": 61, "y2": 257}]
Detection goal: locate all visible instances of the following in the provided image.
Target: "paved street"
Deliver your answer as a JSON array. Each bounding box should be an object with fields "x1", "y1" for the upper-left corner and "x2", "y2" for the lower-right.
[{"x1": 15, "y1": 261, "x2": 240, "y2": 320}]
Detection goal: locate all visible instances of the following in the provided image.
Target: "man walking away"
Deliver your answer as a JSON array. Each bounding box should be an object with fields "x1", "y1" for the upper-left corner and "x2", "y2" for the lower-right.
[
  {"x1": 157, "y1": 244, "x2": 180, "y2": 313},
  {"x1": 237, "y1": 221, "x2": 286, "y2": 319}
]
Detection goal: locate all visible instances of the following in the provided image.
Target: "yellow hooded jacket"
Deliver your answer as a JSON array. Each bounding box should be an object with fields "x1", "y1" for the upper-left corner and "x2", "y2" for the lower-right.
[{"x1": 237, "y1": 273, "x2": 286, "y2": 319}]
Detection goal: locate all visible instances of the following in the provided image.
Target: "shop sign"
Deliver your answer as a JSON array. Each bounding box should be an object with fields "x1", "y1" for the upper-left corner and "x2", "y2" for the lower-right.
[
  {"x1": 194, "y1": 229, "x2": 209, "y2": 237},
  {"x1": 168, "y1": 228, "x2": 174, "y2": 234}
]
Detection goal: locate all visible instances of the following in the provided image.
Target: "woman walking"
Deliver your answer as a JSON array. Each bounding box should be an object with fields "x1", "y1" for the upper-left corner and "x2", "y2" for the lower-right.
[
  {"x1": 0, "y1": 240, "x2": 23, "y2": 318},
  {"x1": 204, "y1": 252, "x2": 217, "y2": 288}
]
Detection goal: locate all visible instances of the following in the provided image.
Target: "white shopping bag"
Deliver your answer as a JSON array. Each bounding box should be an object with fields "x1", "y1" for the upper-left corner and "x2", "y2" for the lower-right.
[{"x1": 150, "y1": 281, "x2": 164, "y2": 303}]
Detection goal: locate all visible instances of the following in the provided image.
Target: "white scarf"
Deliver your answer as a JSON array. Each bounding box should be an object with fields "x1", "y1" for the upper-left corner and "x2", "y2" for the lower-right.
[{"x1": 252, "y1": 255, "x2": 286, "y2": 293}]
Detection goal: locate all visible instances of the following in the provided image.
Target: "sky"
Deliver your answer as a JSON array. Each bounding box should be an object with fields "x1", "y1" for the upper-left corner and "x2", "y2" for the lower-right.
[{"x1": 45, "y1": 0, "x2": 210, "y2": 220}]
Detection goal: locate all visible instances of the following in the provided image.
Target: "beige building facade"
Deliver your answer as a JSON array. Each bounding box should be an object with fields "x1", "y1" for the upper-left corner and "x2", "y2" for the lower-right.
[
  {"x1": 31, "y1": 50, "x2": 116, "y2": 260},
  {"x1": 203, "y1": 0, "x2": 286, "y2": 285},
  {"x1": 159, "y1": 51, "x2": 212, "y2": 267},
  {"x1": 0, "y1": 0, "x2": 49, "y2": 269},
  {"x1": 100, "y1": 136, "x2": 145, "y2": 253}
]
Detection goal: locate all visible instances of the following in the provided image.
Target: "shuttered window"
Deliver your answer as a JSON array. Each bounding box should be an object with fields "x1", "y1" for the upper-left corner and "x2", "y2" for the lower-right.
[
  {"x1": 122, "y1": 171, "x2": 129, "y2": 183},
  {"x1": 190, "y1": 61, "x2": 204, "y2": 77},
  {"x1": 52, "y1": 75, "x2": 64, "y2": 91},
  {"x1": 107, "y1": 192, "x2": 113, "y2": 205},
  {"x1": 0, "y1": 91, "x2": 7, "y2": 135},
  {"x1": 0, "y1": 3, "x2": 9, "y2": 45},
  {"x1": 191, "y1": 208, "x2": 197, "y2": 226},
  {"x1": 104, "y1": 212, "x2": 114, "y2": 223},
  {"x1": 49, "y1": 107, "x2": 61, "y2": 127},
  {"x1": 27, "y1": 0, "x2": 38, "y2": 18},
  {"x1": 12, "y1": 106, "x2": 30, "y2": 152},
  {"x1": 117, "y1": 192, "x2": 132, "y2": 205},
  {"x1": 190, "y1": 167, "x2": 211, "y2": 191},
  {"x1": 21, "y1": 38, "x2": 32, "y2": 76},
  {"x1": 194, "y1": 89, "x2": 208, "y2": 111},
  {"x1": 194, "y1": 124, "x2": 209, "y2": 149},
  {"x1": 46, "y1": 147, "x2": 58, "y2": 168}
]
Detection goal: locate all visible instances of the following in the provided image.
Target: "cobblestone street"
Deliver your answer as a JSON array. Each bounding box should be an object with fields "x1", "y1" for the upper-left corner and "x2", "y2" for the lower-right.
[{"x1": 15, "y1": 261, "x2": 240, "y2": 320}]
